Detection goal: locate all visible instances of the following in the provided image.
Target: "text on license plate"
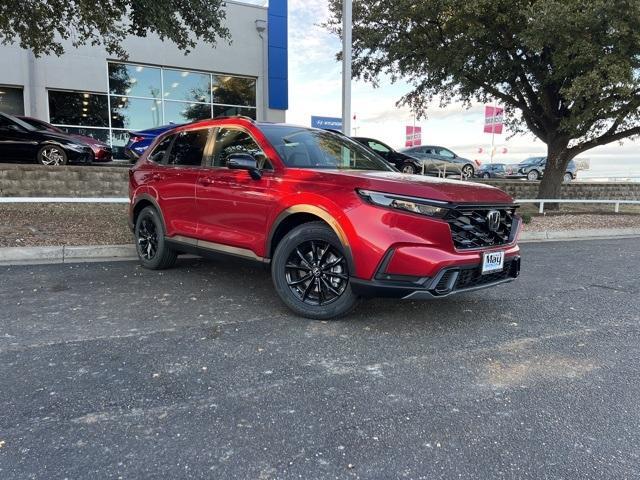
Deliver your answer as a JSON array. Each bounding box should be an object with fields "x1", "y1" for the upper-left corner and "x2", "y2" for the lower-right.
[{"x1": 482, "y1": 251, "x2": 505, "y2": 274}]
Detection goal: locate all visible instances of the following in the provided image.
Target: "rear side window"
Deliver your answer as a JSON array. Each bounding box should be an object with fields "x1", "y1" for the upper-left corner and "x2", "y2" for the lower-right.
[
  {"x1": 166, "y1": 129, "x2": 210, "y2": 166},
  {"x1": 148, "y1": 135, "x2": 174, "y2": 163}
]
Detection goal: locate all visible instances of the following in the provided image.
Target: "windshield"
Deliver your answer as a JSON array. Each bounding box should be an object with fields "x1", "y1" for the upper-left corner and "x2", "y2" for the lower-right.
[
  {"x1": 521, "y1": 157, "x2": 544, "y2": 165},
  {"x1": 0, "y1": 113, "x2": 36, "y2": 131},
  {"x1": 260, "y1": 125, "x2": 394, "y2": 171}
]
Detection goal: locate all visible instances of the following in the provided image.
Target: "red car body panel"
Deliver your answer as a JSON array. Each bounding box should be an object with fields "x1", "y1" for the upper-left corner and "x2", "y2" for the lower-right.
[{"x1": 129, "y1": 117, "x2": 521, "y2": 290}]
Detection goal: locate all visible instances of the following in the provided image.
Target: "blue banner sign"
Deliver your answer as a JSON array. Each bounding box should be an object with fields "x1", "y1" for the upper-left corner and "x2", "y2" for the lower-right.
[{"x1": 311, "y1": 116, "x2": 343, "y2": 130}]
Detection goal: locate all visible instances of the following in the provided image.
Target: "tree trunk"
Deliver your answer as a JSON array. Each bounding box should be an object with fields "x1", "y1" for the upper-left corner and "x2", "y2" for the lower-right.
[{"x1": 537, "y1": 138, "x2": 573, "y2": 211}]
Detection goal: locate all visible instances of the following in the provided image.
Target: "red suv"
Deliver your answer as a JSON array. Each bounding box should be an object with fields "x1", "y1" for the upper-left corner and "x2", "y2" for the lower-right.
[{"x1": 129, "y1": 117, "x2": 521, "y2": 319}]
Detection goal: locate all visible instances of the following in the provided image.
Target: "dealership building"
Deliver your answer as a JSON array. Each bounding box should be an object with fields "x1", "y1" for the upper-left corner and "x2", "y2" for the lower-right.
[{"x1": 0, "y1": 0, "x2": 288, "y2": 158}]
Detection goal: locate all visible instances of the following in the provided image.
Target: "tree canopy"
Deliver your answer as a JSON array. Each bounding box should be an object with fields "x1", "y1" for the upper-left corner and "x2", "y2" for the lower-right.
[
  {"x1": 327, "y1": 0, "x2": 640, "y2": 197},
  {"x1": 0, "y1": 0, "x2": 230, "y2": 58}
]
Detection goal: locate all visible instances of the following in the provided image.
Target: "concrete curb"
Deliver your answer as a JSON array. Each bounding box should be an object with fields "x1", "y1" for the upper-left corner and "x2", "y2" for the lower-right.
[
  {"x1": 520, "y1": 227, "x2": 640, "y2": 242},
  {"x1": 0, "y1": 229, "x2": 639, "y2": 266},
  {"x1": 0, "y1": 245, "x2": 137, "y2": 266}
]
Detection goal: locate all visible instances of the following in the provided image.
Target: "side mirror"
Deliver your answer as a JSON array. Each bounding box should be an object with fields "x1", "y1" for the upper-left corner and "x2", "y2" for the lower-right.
[{"x1": 227, "y1": 153, "x2": 262, "y2": 180}]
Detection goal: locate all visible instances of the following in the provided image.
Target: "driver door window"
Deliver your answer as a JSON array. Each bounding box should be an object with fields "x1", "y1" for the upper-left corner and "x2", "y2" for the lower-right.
[{"x1": 212, "y1": 128, "x2": 270, "y2": 169}]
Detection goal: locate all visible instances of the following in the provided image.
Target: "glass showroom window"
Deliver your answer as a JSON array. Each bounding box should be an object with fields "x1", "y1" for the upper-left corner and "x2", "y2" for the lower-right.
[
  {"x1": 48, "y1": 90, "x2": 110, "y2": 143},
  {"x1": 106, "y1": 61, "x2": 257, "y2": 157},
  {"x1": 0, "y1": 86, "x2": 25, "y2": 115}
]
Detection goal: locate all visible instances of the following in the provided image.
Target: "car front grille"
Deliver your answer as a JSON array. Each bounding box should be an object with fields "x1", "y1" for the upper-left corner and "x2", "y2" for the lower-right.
[{"x1": 444, "y1": 206, "x2": 518, "y2": 250}]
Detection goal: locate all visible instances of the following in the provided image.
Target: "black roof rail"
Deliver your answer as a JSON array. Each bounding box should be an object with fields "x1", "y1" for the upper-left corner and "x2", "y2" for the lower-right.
[{"x1": 211, "y1": 115, "x2": 256, "y2": 122}]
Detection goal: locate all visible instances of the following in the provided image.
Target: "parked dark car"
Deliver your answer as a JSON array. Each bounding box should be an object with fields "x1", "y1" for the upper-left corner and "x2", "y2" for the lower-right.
[
  {"x1": 18, "y1": 116, "x2": 112, "y2": 162},
  {"x1": 352, "y1": 137, "x2": 414, "y2": 170},
  {"x1": 124, "y1": 124, "x2": 184, "y2": 160},
  {"x1": 511, "y1": 157, "x2": 577, "y2": 182},
  {"x1": 0, "y1": 112, "x2": 93, "y2": 165},
  {"x1": 476, "y1": 163, "x2": 508, "y2": 179},
  {"x1": 399, "y1": 145, "x2": 477, "y2": 178}
]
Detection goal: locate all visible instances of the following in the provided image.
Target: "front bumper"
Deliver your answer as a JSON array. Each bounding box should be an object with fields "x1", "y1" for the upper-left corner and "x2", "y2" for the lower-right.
[{"x1": 351, "y1": 256, "x2": 521, "y2": 299}]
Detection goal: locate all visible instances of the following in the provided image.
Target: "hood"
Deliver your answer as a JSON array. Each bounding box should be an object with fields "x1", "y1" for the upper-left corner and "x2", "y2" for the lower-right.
[
  {"x1": 302, "y1": 169, "x2": 514, "y2": 204},
  {"x1": 36, "y1": 130, "x2": 87, "y2": 145},
  {"x1": 71, "y1": 133, "x2": 107, "y2": 148}
]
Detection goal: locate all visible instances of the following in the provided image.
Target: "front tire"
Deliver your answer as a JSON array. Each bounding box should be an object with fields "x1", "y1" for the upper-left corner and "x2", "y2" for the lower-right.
[
  {"x1": 482, "y1": 172, "x2": 490, "y2": 179},
  {"x1": 134, "y1": 206, "x2": 177, "y2": 270},
  {"x1": 527, "y1": 170, "x2": 540, "y2": 181},
  {"x1": 38, "y1": 145, "x2": 68, "y2": 166},
  {"x1": 402, "y1": 162, "x2": 418, "y2": 174},
  {"x1": 271, "y1": 222, "x2": 359, "y2": 320},
  {"x1": 563, "y1": 173, "x2": 573, "y2": 183}
]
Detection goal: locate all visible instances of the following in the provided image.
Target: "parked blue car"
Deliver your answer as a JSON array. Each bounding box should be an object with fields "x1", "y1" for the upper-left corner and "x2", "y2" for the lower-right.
[{"x1": 124, "y1": 124, "x2": 184, "y2": 160}]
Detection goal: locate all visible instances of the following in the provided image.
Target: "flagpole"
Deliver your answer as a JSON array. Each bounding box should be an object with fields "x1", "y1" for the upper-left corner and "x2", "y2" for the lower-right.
[
  {"x1": 341, "y1": 0, "x2": 352, "y2": 136},
  {"x1": 490, "y1": 98, "x2": 497, "y2": 164}
]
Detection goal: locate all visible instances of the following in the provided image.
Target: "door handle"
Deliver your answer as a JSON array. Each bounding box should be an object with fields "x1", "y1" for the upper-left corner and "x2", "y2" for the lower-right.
[{"x1": 198, "y1": 177, "x2": 215, "y2": 186}]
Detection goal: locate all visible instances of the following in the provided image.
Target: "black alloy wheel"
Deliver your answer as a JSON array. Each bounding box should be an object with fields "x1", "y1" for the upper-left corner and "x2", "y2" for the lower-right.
[
  {"x1": 285, "y1": 240, "x2": 348, "y2": 306},
  {"x1": 134, "y1": 206, "x2": 177, "y2": 270},
  {"x1": 462, "y1": 164, "x2": 474, "y2": 179},
  {"x1": 138, "y1": 216, "x2": 158, "y2": 261},
  {"x1": 272, "y1": 222, "x2": 359, "y2": 320}
]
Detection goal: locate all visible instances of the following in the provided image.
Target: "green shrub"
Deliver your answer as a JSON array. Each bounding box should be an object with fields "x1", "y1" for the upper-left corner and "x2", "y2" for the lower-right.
[{"x1": 521, "y1": 213, "x2": 533, "y2": 224}]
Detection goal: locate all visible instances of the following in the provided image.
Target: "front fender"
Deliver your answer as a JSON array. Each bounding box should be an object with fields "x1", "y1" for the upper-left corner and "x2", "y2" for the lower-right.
[{"x1": 266, "y1": 193, "x2": 360, "y2": 274}]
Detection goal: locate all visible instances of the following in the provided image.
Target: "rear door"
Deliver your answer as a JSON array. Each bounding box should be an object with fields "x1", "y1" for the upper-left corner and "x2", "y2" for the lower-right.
[
  {"x1": 146, "y1": 128, "x2": 211, "y2": 238},
  {"x1": 195, "y1": 126, "x2": 276, "y2": 256}
]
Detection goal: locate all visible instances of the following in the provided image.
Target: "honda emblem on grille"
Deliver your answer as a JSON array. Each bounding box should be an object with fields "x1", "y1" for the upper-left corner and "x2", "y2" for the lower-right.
[{"x1": 486, "y1": 210, "x2": 501, "y2": 232}]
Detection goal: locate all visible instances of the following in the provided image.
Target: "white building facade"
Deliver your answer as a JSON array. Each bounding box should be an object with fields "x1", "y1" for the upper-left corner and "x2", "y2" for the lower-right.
[{"x1": 0, "y1": 0, "x2": 288, "y2": 158}]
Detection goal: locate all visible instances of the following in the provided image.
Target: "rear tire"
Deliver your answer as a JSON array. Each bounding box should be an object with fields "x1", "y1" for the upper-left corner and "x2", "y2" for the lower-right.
[
  {"x1": 563, "y1": 173, "x2": 573, "y2": 182},
  {"x1": 134, "y1": 206, "x2": 177, "y2": 270},
  {"x1": 271, "y1": 222, "x2": 359, "y2": 320}
]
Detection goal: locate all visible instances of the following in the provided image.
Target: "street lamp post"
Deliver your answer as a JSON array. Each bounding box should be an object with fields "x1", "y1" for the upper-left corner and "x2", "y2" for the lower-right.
[{"x1": 342, "y1": 0, "x2": 352, "y2": 136}]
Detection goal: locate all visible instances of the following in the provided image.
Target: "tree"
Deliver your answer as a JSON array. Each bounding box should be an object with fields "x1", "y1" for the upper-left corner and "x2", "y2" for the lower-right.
[
  {"x1": 327, "y1": 0, "x2": 640, "y2": 201},
  {"x1": 0, "y1": 0, "x2": 230, "y2": 59}
]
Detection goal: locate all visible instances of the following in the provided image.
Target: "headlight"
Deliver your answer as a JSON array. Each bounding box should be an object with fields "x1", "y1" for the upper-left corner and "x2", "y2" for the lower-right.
[
  {"x1": 357, "y1": 189, "x2": 450, "y2": 217},
  {"x1": 64, "y1": 143, "x2": 86, "y2": 152}
]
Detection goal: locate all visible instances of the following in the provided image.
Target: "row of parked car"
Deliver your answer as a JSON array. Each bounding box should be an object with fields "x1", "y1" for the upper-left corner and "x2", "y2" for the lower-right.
[
  {"x1": 476, "y1": 158, "x2": 577, "y2": 182},
  {"x1": 0, "y1": 112, "x2": 112, "y2": 165},
  {"x1": 0, "y1": 111, "x2": 575, "y2": 182}
]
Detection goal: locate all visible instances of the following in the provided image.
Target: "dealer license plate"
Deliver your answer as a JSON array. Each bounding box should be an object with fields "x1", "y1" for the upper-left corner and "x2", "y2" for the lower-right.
[{"x1": 482, "y1": 251, "x2": 505, "y2": 274}]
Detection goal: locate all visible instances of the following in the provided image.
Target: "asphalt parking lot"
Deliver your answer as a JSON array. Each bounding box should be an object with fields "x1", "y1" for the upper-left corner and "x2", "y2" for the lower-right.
[{"x1": 1, "y1": 238, "x2": 639, "y2": 479}]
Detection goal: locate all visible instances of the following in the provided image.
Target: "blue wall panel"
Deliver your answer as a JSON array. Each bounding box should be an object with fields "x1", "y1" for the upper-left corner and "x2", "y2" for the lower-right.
[{"x1": 268, "y1": 0, "x2": 288, "y2": 110}]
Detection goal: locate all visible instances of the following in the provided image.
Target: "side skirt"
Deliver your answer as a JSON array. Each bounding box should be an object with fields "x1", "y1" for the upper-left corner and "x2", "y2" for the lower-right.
[{"x1": 165, "y1": 235, "x2": 270, "y2": 267}]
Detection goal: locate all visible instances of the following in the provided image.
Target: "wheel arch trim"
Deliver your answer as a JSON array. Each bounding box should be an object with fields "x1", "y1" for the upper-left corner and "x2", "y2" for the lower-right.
[
  {"x1": 130, "y1": 194, "x2": 167, "y2": 233},
  {"x1": 266, "y1": 205, "x2": 355, "y2": 273}
]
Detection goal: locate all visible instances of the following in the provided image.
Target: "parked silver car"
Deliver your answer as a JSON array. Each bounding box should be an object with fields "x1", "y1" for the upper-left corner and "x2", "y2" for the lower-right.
[{"x1": 399, "y1": 145, "x2": 476, "y2": 178}]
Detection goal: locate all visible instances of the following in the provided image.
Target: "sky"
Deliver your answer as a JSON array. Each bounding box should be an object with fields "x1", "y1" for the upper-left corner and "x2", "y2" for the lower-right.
[{"x1": 282, "y1": 0, "x2": 640, "y2": 180}]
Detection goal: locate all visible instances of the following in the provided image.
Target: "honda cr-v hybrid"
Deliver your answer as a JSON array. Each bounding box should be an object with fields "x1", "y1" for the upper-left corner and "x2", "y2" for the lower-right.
[{"x1": 129, "y1": 117, "x2": 521, "y2": 319}]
